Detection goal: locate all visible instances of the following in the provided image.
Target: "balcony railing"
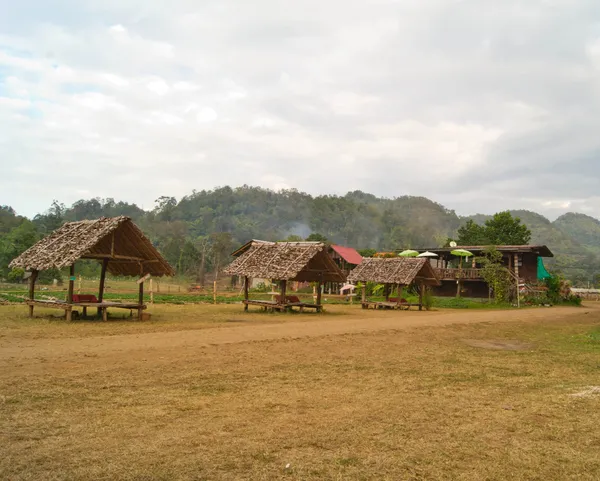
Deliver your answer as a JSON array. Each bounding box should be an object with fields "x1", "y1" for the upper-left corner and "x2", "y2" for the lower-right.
[{"x1": 434, "y1": 268, "x2": 484, "y2": 280}]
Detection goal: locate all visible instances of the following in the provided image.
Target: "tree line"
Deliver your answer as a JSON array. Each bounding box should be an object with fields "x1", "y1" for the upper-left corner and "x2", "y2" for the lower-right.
[{"x1": 1, "y1": 185, "x2": 599, "y2": 285}]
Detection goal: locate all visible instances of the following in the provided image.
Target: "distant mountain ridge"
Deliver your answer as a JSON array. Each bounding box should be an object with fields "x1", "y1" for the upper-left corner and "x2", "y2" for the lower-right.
[{"x1": 3, "y1": 187, "x2": 600, "y2": 284}]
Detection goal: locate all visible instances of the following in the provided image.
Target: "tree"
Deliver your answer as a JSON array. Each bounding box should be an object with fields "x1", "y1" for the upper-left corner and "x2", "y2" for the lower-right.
[
  {"x1": 306, "y1": 233, "x2": 329, "y2": 243},
  {"x1": 456, "y1": 219, "x2": 488, "y2": 245},
  {"x1": 484, "y1": 211, "x2": 531, "y2": 245},
  {"x1": 210, "y1": 232, "x2": 234, "y2": 280},
  {"x1": 456, "y1": 212, "x2": 532, "y2": 246},
  {"x1": 358, "y1": 248, "x2": 377, "y2": 258},
  {"x1": 476, "y1": 246, "x2": 512, "y2": 303}
]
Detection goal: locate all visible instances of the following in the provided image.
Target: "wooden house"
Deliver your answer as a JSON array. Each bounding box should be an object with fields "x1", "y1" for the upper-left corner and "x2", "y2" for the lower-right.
[{"x1": 417, "y1": 245, "x2": 554, "y2": 298}]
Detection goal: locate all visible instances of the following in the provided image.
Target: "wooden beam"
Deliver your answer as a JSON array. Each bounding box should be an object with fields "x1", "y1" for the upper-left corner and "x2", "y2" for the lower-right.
[
  {"x1": 244, "y1": 276, "x2": 249, "y2": 312},
  {"x1": 82, "y1": 253, "x2": 147, "y2": 261}
]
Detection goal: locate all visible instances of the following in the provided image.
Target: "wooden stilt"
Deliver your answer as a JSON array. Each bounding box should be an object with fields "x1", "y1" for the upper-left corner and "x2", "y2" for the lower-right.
[
  {"x1": 244, "y1": 276, "x2": 249, "y2": 311},
  {"x1": 98, "y1": 258, "x2": 109, "y2": 318},
  {"x1": 67, "y1": 264, "x2": 75, "y2": 304},
  {"x1": 138, "y1": 281, "x2": 144, "y2": 319},
  {"x1": 361, "y1": 281, "x2": 367, "y2": 308},
  {"x1": 28, "y1": 270, "x2": 38, "y2": 318},
  {"x1": 316, "y1": 281, "x2": 322, "y2": 312},
  {"x1": 280, "y1": 280, "x2": 287, "y2": 306}
]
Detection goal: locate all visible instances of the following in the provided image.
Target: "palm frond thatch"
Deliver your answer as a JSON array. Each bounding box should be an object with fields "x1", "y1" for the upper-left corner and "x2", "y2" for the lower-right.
[
  {"x1": 347, "y1": 257, "x2": 440, "y2": 286},
  {"x1": 9, "y1": 216, "x2": 175, "y2": 277},
  {"x1": 224, "y1": 241, "x2": 346, "y2": 282}
]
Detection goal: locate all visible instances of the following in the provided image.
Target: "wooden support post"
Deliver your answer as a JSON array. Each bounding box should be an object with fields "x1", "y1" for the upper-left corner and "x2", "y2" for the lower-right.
[
  {"x1": 316, "y1": 281, "x2": 322, "y2": 311},
  {"x1": 280, "y1": 280, "x2": 287, "y2": 305},
  {"x1": 418, "y1": 283, "x2": 424, "y2": 311},
  {"x1": 98, "y1": 258, "x2": 108, "y2": 318},
  {"x1": 77, "y1": 274, "x2": 82, "y2": 294},
  {"x1": 138, "y1": 281, "x2": 144, "y2": 319},
  {"x1": 67, "y1": 264, "x2": 75, "y2": 304},
  {"x1": 385, "y1": 283, "x2": 390, "y2": 302},
  {"x1": 28, "y1": 270, "x2": 38, "y2": 318},
  {"x1": 456, "y1": 257, "x2": 462, "y2": 297},
  {"x1": 514, "y1": 254, "x2": 520, "y2": 308},
  {"x1": 244, "y1": 276, "x2": 249, "y2": 311},
  {"x1": 150, "y1": 279, "x2": 154, "y2": 305},
  {"x1": 361, "y1": 281, "x2": 367, "y2": 308},
  {"x1": 397, "y1": 284, "x2": 403, "y2": 307}
]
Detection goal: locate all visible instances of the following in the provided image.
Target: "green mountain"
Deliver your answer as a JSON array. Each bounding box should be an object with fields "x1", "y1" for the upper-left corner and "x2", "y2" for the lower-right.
[
  {"x1": 2, "y1": 188, "x2": 600, "y2": 285},
  {"x1": 554, "y1": 213, "x2": 600, "y2": 254}
]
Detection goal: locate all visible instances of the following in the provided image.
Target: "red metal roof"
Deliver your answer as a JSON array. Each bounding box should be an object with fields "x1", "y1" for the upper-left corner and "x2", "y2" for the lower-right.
[{"x1": 331, "y1": 245, "x2": 363, "y2": 265}]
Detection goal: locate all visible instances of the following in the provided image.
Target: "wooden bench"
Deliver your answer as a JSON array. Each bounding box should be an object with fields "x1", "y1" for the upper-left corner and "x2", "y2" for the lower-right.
[
  {"x1": 361, "y1": 299, "x2": 422, "y2": 310},
  {"x1": 25, "y1": 299, "x2": 146, "y2": 321}
]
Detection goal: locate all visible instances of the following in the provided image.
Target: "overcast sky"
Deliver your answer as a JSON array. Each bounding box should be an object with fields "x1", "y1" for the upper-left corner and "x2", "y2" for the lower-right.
[{"x1": 1, "y1": 0, "x2": 600, "y2": 219}]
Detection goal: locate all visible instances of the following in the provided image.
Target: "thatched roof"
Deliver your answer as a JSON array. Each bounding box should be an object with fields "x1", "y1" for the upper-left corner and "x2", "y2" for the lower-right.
[
  {"x1": 224, "y1": 241, "x2": 346, "y2": 282},
  {"x1": 347, "y1": 257, "x2": 440, "y2": 286},
  {"x1": 10, "y1": 216, "x2": 175, "y2": 277}
]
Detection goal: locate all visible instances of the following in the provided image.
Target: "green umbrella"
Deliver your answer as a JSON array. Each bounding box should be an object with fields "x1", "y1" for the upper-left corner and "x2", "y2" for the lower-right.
[
  {"x1": 450, "y1": 249, "x2": 473, "y2": 257},
  {"x1": 398, "y1": 249, "x2": 419, "y2": 257}
]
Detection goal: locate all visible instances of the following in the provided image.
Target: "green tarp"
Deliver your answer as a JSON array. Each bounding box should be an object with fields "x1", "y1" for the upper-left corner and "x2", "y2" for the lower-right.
[{"x1": 537, "y1": 257, "x2": 551, "y2": 280}]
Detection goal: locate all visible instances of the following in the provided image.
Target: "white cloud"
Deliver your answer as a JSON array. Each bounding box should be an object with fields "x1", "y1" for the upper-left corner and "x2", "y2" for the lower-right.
[{"x1": 0, "y1": 0, "x2": 599, "y2": 220}]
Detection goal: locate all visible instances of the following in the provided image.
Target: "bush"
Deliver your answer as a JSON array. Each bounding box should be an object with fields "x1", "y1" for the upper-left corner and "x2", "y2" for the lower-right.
[{"x1": 422, "y1": 289, "x2": 434, "y2": 310}]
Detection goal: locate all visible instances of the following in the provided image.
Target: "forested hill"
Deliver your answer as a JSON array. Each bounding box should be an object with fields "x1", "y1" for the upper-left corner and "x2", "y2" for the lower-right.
[{"x1": 2, "y1": 186, "x2": 600, "y2": 284}]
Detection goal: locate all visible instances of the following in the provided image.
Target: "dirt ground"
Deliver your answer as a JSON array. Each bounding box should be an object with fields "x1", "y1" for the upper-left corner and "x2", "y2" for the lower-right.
[{"x1": 1, "y1": 303, "x2": 599, "y2": 480}]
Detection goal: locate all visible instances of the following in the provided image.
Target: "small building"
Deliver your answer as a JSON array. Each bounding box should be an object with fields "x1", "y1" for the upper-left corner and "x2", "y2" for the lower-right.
[
  {"x1": 348, "y1": 257, "x2": 440, "y2": 310},
  {"x1": 9, "y1": 216, "x2": 174, "y2": 320},
  {"x1": 417, "y1": 245, "x2": 554, "y2": 298},
  {"x1": 224, "y1": 241, "x2": 346, "y2": 312}
]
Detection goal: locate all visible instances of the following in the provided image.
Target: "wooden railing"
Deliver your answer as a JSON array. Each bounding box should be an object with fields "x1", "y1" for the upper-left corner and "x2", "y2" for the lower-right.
[{"x1": 434, "y1": 268, "x2": 484, "y2": 280}]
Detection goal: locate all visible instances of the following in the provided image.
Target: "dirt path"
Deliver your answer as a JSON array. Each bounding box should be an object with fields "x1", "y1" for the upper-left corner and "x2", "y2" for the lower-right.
[{"x1": 1, "y1": 305, "x2": 593, "y2": 361}]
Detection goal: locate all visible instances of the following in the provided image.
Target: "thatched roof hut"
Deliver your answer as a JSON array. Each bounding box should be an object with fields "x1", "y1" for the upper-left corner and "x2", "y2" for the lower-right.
[
  {"x1": 10, "y1": 216, "x2": 174, "y2": 277},
  {"x1": 10, "y1": 216, "x2": 174, "y2": 321},
  {"x1": 224, "y1": 241, "x2": 345, "y2": 312},
  {"x1": 224, "y1": 241, "x2": 345, "y2": 283},
  {"x1": 348, "y1": 257, "x2": 440, "y2": 286},
  {"x1": 348, "y1": 257, "x2": 440, "y2": 311}
]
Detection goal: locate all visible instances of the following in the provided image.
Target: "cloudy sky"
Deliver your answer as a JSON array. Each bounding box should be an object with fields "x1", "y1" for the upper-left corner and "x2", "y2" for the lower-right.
[{"x1": 1, "y1": 0, "x2": 600, "y2": 219}]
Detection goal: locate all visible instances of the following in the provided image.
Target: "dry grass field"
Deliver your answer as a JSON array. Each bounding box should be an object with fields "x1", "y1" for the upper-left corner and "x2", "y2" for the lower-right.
[{"x1": 1, "y1": 303, "x2": 599, "y2": 480}]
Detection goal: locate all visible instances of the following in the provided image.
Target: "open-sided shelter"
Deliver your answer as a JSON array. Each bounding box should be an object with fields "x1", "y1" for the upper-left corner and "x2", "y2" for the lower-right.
[
  {"x1": 10, "y1": 216, "x2": 175, "y2": 320},
  {"x1": 348, "y1": 257, "x2": 440, "y2": 310},
  {"x1": 224, "y1": 241, "x2": 346, "y2": 312}
]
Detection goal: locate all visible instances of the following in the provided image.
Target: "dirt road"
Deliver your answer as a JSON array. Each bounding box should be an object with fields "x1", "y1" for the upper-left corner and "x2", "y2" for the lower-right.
[{"x1": 0, "y1": 305, "x2": 591, "y2": 361}]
